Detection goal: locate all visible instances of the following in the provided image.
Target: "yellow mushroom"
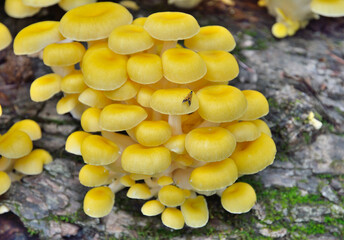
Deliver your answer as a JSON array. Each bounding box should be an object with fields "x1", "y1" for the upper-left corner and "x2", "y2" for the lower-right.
[
  {"x1": 158, "y1": 185, "x2": 185, "y2": 207},
  {"x1": 30, "y1": 73, "x2": 62, "y2": 102},
  {"x1": 161, "y1": 208, "x2": 185, "y2": 230},
  {"x1": 43, "y1": 42, "x2": 86, "y2": 67},
  {"x1": 79, "y1": 165, "x2": 110, "y2": 187},
  {"x1": 180, "y1": 196, "x2": 208, "y2": 228},
  {"x1": 141, "y1": 200, "x2": 165, "y2": 216},
  {"x1": 0, "y1": 171, "x2": 11, "y2": 195},
  {"x1": 83, "y1": 186, "x2": 115, "y2": 218},
  {"x1": 5, "y1": 0, "x2": 41, "y2": 19},
  {"x1": 0, "y1": 23, "x2": 12, "y2": 51}
]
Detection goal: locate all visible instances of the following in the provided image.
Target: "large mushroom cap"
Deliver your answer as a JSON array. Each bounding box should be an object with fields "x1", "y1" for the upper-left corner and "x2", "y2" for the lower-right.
[
  {"x1": 59, "y1": 2, "x2": 133, "y2": 41},
  {"x1": 8, "y1": 119, "x2": 42, "y2": 141},
  {"x1": 83, "y1": 186, "x2": 115, "y2": 218},
  {"x1": 14, "y1": 21, "x2": 64, "y2": 55},
  {"x1": 30, "y1": 73, "x2": 62, "y2": 102},
  {"x1": 144, "y1": 12, "x2": 200, "y2": 41},
  {"x1": 311, "y1": 0, "x2": 344, "y2": 17},
  {"x1": 239, "y1": 90, "x2": 269, "y2": 120},
  {"x1": 121, "y1": 144, "x2": 171, "y2": 175},
  {"x1": 43, "y1": 42, "x2": 85, "y2": 67},
  {"x1": 221, "y1": 182, "x2": 256, "y2": 214},
  {"x1": 79, "y1": 165, "x2": 110, "y2": 187},
  {"x1": 181, "y1": 196, "x2": 209, "y2": 228},
  {"x1": 61, "y1": 71, "x2": 87, "y2": 94},
  {"x1": 5, "y1": 0, "x2": 41, "y2": 19},
  {"x1": 0, "y1": 23, "x2": 12, "y2": 51}
]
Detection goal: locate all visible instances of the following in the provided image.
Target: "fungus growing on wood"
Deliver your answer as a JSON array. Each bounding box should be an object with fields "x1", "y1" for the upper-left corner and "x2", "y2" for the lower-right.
[{"x1": 0, "y1": 23, "x2": 12, "y2": 51}]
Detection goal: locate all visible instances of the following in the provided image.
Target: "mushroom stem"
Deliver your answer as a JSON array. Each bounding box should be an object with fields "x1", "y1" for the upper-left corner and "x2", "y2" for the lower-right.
[
  {"x1": 150, "y1": 186, "x2": 160, "y2": 197},
  {"x1": 0, "y1": 205, "x2": 10, "y2": 214},
  {"x1": 216, "y1": 187, "x2": 226, "y2": 197},
  {"x1": 145, "y1": 177, "x2": 160, "y2": 188},
  {"x1": 195, "y1": 120, "x2": 220, "y2": 129},
  {"x1": 108, "y1": 178, "x2": 125, "y2": 194},
  {"x1": 101, "y1": 131, "x2": 136, "y2": 153},
  {"x1": 168, "y1": 115, "x2": 183, "y2": 135},
  {"x1": 160, "y1": 40, "x2": 177, "y2": 55}
]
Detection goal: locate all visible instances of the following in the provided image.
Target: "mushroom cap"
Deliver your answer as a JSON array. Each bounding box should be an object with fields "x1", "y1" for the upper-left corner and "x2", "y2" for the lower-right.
[
  {"x1": 58, "y1": 0, "x2": 97, "y2": 11},
  {"x1": 137, "y1": 86, "x2": 154, "y2": 107},
  {"x1": 81, "y1": 135, "x2": 120, "y2": 165},
  {"x1": 157, "y1": 176, "x2": 174, "y2": 186},
  {"x1": 108, "y1": 24, "x2": 154, "y2": 54},
  {"x1": 239, "y1": 90, "x2": 269, "y2": 120},
  {"x1": 158, "y1": 185, "x2": 185, "y2": 207},
  {"x1": 127, "y1": 53, "x2": 163, "y2": 84},
  {"x1": 59, "y1": 2, "x2": 133, "y2": 41},
  {"x1": 14, "y1": 21, "x2": 64, "y2": 55},
  {"x1": 14, "y1": 149, "x2": 51, "y2": 175},
  {"x1": 78, "y1": 88, "x2": 113, "y2": 108},
  {"x1": 161, "y1": 208, "x2": 185, "y2": 230},
  {"x1": 83, "y1": 186, "x2": 114, "y2": 218},
  {"x1": 43, "y1": 42, "x2": 86, "y2": 67},
  {"x1": 181, "y1": 196, "x2": 208, "y2": 228},
  {"x1": 120, "y1": 175, "x2": 135, "y2": 187},
  {"x1": 271, "y1": 22, "x2": 288, "y2": 39},
  {"x1": 80, "y1": 107, "x2": 102, "y2": 132},
  {"x1": 190, "y1": 158, "x2": 238, "y2": 191},
  {"x1": 30, "y1": 73, "x2": 62, "y2": 102},
  {"x1": 198, "y1": 50, "x2": 239, "y2": 82},
  {"x1": 56, "y1": 94, "x2": 79, "y2": 115},
  {"x1": 225, "y1": 121, "x2": 261, "y2": 142},
  {"x1": 252, "y1": 119, "x2": 272, "y2": 137},
  {"x1": 197, "y1": 85, "x2": 247, "y2": 123},
  {"x1": 174, "y1": 154, "x2": 194, "y2": 167},
  {"x1": 8, "y1": 119, "x2": 42, "y2": 141},
  {"x1": 144, "y1": 12, "x2": 199, "y2": 41},
  {"x1": 141, "y1": 200, "x2": 165, "y2": 216},
  {"x1": 0, "y1": 23, "x2": 12, "y2": 51},
  {"x1": 122, "y1": 144, "x2": 171, "y2": 175},
  {"x1": 61, "y1": 71, "x2": 87, "y2": 94},
  {"x1": 184, "y1": 25, "x2": 236, "y2": 52},
  {"x1": 311, "y1": 0, "x2": 344, "y2": 17},
  {"x1": 103, "y1": 80, "x2": 140, "y2": 101},
  {"x1": 65, "y1": 131, "x2": 91, "y2": 155},
  {"x1": 0, "y1": 157, "x2": 12, "y2": 172},
  {"x1": 0, "y1": 130, "x2": 33, "y2": 159},
  {"x1": 51, "y1": 65, "x2": 75, "y2": 77},
  {"x1": 221, "y1": 182, "x2": 256, "y2": 214},
  {"x1": 185, "y1": 127, "x2": 236, "y2": 162},
  {"x1": 150, "y1": 88, "x2": 199, "y2": 115},
  {"x1": 231, "y1": 133, "x2": 276, "y2": 175},
  {"x1": 0, "y1": 171, "x2": 11, "y2": 195},
  {"x1": 5, "y1": 0, "x2": 40, "y2": 19},
  {"x1": 100, "y1": 104, "x2": 148, "y2": 131},
  {"x1": 162, "y1": 48, "x2": 207, "y2": 84},
  {"x1": 133, "y1": 120, "x2": 172, "y2": 147},
  {"x1": 127, "y1": 183, "x2": 152, "y2": 199},
  {"x1": 164, "y1": 134, "x2": 187, "y2": 154},
  {"x1": 132, "y1": 17, "x2": 147, "y2": 26},
  {"x1": 82, "y1": 45, "x2": 128, "y2": 91},
  {"x1": 79, "y1": 165, "x2": 110, "y2": 187},
  {"x1": 22, "y1": 0, "x2": 59, "y2": 7}
]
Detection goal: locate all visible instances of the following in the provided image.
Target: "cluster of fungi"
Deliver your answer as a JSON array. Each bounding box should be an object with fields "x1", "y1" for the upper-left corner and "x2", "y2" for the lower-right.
[{"x1": 7, "y1": 1, "x2": 277, "y2": 230}]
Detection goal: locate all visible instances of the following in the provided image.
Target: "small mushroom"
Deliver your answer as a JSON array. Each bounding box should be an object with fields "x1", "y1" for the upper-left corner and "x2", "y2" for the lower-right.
[
  {"x1": 0, "y1": 22, "x2": 12, "y2": 51},
  {"x1": 0, "y1": 171, "x2": 11, "y2": 195},
  {"x1": 141, "y1": 200, "x2": 165, "y2": 216},
  {"x1": 83, "y1": 186, "x2": 115, "y2": 218},
  {"x1": 5, "y1": 0, "x2": 41, "y2": 19},
  {"x1": 161, "y1": 208, "x2": 185, "y2": 230},
  {"x1": 180, "y1": 196, "x2": 208, "y2": 228}
]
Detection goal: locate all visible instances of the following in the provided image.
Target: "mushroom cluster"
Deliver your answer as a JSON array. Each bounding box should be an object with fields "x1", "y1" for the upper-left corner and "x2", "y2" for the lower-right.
[
  {"x1": 259, "y1": 0, "x2": 344, "y2": 38},
  {"x1": 13, "y1": 2, "x2": 276, "y2": 229},
  {"x1": 0, "y1": 120, "x2": 53, "y2": 196}
]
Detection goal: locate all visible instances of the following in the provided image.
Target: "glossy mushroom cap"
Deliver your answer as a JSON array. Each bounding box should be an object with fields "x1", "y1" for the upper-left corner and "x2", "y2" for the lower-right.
[
  {"x1": 103, "y1": 80, "x2": 139, "y2": 101},
  {"x1": 239, "y1": 90, "x2": 269, "y2": 120},
  {"x1": 14, "y1": 149, "x2": 52, "y2": 175},
  {"x1": 127, "y1": 183, "x2": 152, "y2": 199},
  {"x1": 181, "y1": 196, "x2": 209, "y2": 228},
  {"x1": 8, "y1": 119, "x2": 42, "y2": 141},
  {"x1": 0, "y1": 130, "x2": 33, "y2": 159},
  {"x1": 311, "y1": 0, "x2": 344, "y2": 17},
  {"x1": 141, "y1": 200, "x2": 165, "y2": 216},
  {"x1": 58, "y1": 0, "x2": 97, "y2": 11},
  {"x1": 83, "y1": 186, "x2": 115, "y2": 218},
  {"x1": 65, "y1": 131, "x2": 91, "y2": 155},
  {"x1": 79, "y1": 165, "x2": 110, "y2": 187},
  {"x1": 43, "y1": 42, "x2": 85, "y2": 66},
  {"x1": 132, "y1": 120, "x2": 172, "y2": 147},
  {"x1": 0, "y1": 23, "x2": 12, "y2": 51},
  {"x1": 0, "y1": 171, "x2": 11, "y2": 195},
  {"x1": 22, "y1": 0, "x2": 59, "y2": 7},
  {"x1": 30, "y1": 73, "x2": 62, "y2": 102},
  {"x1": 5, "y1": 0, "x2": 40, "y2": 19},
  {"x1": 161, "y1": 208, "x2": 185, "y2": 230},
  {"x1": 158, "y1": 185, "x2": 185, "y2": 207}
]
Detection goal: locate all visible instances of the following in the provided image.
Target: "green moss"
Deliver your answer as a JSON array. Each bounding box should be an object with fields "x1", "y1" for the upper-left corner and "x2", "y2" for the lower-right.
[
  {"x1": 290, "y1": 221, "x2": 326, "y2": 235},
  {"x1": 27, "y1": 227, "x2": 40, "y2": 236}
]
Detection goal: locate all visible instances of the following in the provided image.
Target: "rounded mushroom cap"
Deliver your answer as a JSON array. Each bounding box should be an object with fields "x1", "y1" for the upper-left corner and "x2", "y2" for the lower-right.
[
  {"x1": 56, "y1": 94, "x2": 79, "y2": 115},
  {"x1": 81, "y1": 135, "x2": 120, "y2": 165},
  {"x1": 127, "y1": 183, "x2": 152, "y2": 199},
  {"x1": 0, "y1": 171, "x2": 11, "y2": 195},
  {"x1": 162, "y1": 48, "x2": 207, "y2": 84},
  {"x1": 164, "y1": 134, "x2": 187, "y2": 154},
  {"x1": 122, "y1": 144, "x2": 171, "y2": 175},
  {"x1": 252, "y1": 119, "x2": 272, "y2": 137},
  {"x1": 137, "y1": 86, "x2": 154, "y2": 107},
  {"x1": 78, "y1": 88, "x2": 113, "y2": 108},
  {"x1": 5, "y1": 0, "x2": 41, "y2": 19},
  {"x1": 311, "y1": 0, "x2": 344, "y2": 17},
  {"x1": 0, "y1": 23, "x2": 12, "y2": 51},
  {"x1": 157, "y1": 176, "x2": 174, "y2": 186},
  {"x1": 225, "y1": 121, "x2": 261, "y2": 142},
  {"x1": 14, "y1": 21, "x2": 64, "y2": 55},
  {"x1": 141, "y1": 200, "x2": 165, "y2": 216},
  {"x1": 239, "y1": 90, "x2": 269, "y2": 120},
  {"x1": 181, "y1": 196, "x2": 208, "y2": 228},
  {"x1": 82, "y1": 45, "x2": 128, "y2": 91},
  {"x1": 58, "y1": 0, "x2": 97, "y2": 11},
  {"x1": 30, "y1": 73, "x2": 62, "y2": 102},
  {"x1": 158, "y1": 185, "x2": 185, "y2": 207},
  {"x1": 22, "y1": 0, "x2": 59, "y2": 7},
  {"x1": 132, "y1": 17, "x2": 147, "y2": 26},
  {"x1": 197, "y1": 85, "x2": 247, "y2": 123},
  {"x1": 185, "y1": 127, "x2": 236, "y2": 162},
  {"x1": 100, "y1": 104, "x2": 148, "y2": 132},
  {"x1": 221, "y1": 182, "x2": 256, "y2": 214},
  {"x1": 0, "y1": 130, "x2": 33, "y2": 159},
  {"x1": 198, "y1": 50, "x2": 239, "y2": 82},
  {"x1": 14, "y1": 149, "x2": 51, "y2": 175},
  {"x1": 108, "y1": 24, "x2": 154, "y2": 55},
  {"x1": 150, "y1": 88, "x2": 199, "y2": 115},
  {"x1": 65, "y1": 131, "x2": 91, "y2": 155},
  {"x1": 144, "y1": 12, "x2": 200, "y2": 41},
  {"x1": 61, "y1": 71, "x2": 87, "y2": 94},
  {"x1": 8, "y1": 119, "x2": 42, "y2": 141},
  {"x1": 231, "y1": 133, "x2": 276, "y2": 175},
  {"x1": 103, "y1": 80, "x2": 139, "y2": 101},
  {"x1": 79, "y1": 165, "x2": 110, "y2": 187},
  {"x1": 59, "y1": 2, "x2": 133, "y2": 41},
  {"x1": 81, "y1": 107, "x2": 102, "y2": 132},
  {"x1": 190, "y1": 158, "x2": 238, "y2": 191},
  {"x1": 184, "y1": 25, "x2": 236, "y2": 52},
  {"x1": 161, "y1": 208, "x2": 185, "y2": 230},
  {"x1": 83, "y1": 186, "x2": 114, "y2": 218},
  {"x1": 127, "y1": 53, "x2": 163, "y2": 84},
  {"x1": 133, "y1": 120, "x2": 172, "y2": 147},
  {"x1": 43, "y1": 42, "x2": 86, "y2": 67},
  {"x1": 120, "y1": 175, "x2": 135, "y2": 187},
  {"x1": 271, "y1": 22, "x2": 288, "y2": 38},
  {"x1": 0, "y1": 156, "x2": 12, "y2": 172}
]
